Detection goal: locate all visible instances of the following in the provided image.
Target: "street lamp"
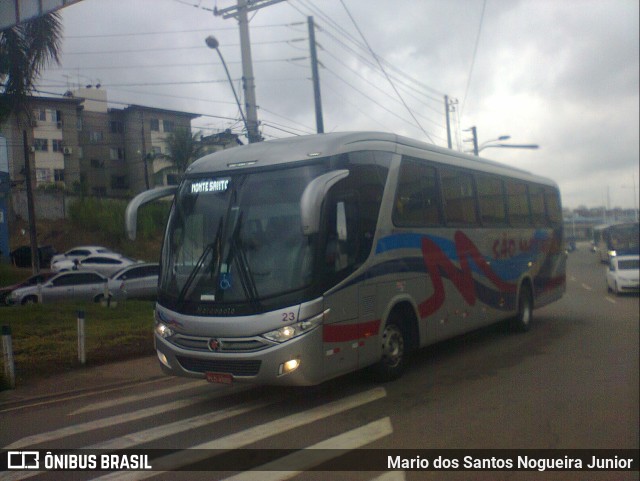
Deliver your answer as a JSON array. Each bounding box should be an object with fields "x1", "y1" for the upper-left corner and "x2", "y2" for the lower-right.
[
  {"x1": 478, "y1": 143, "x2": 539, "y2": 153},
  {"x1": 479, "y1": 135, "x2": 511, "y2": 152},
  {"x1": 205, "y1": 35, "x2": 250, "y2": 142}
]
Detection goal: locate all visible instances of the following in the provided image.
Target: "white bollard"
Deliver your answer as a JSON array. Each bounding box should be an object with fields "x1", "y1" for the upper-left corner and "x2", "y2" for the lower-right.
[
  {"x1": 2, "y1": 325, "x2": 15, "y2": 388},
  {"x1": 77, "y1": 310, "x2": 86, "y2": 365}
]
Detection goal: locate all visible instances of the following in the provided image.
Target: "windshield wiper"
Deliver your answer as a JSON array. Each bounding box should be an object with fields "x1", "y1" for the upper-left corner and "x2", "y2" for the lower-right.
[
  {"x1": 176, "y1": 216, "x2": 223, "y2": 306},
  {"x1": 224, "y1": 212, "x2": 261, "y2": 311}
]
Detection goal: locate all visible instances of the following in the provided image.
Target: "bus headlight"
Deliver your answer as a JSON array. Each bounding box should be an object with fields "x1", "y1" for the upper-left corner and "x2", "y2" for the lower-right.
[
  {"x1": 155, "y1": 322, "x2": 175, "y2": 339},
  {"x1": 262, "y1": 310, "x2": 327, "y2": 343}
]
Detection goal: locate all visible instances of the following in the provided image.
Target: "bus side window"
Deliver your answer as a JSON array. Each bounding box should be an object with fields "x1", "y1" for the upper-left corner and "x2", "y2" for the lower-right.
[
  {"x1": 505, "y1": 180, "x2": 531, "y2": 226},
  {"x1": 393, "y1": 158, "x2": 442, "y2": 226}
]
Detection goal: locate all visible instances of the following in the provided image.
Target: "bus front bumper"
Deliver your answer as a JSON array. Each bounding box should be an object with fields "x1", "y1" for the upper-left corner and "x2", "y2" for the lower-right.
[{"x1": 155, "y1": 326, "x2": 325, "y2": 386}]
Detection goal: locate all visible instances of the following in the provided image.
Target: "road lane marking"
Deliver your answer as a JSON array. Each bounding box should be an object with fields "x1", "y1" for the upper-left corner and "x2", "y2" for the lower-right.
[
  {"x1": 69, "y1": 380, "x2": 226, "y2": 415},
  {"x1": 88, "y1": 399, "x2": 271, "y2": 450},
  {"x1": 1, "y1": 400, "x2": 274, "y2": 481},
  {"x1": 581, "y1": 283, "x2": 593, "y2": 291},
  {"x1": 371, "y1": 472, "x2": 407, "y2": 481},
  {"x1": 0, "y1": 377, "x2": 170, "y2": 414},
  {"x1": 90, "y1": 387, "x2": 387, "y2": 480},
  {"x1": 605, "y1": 297, "x2": 617, "y2": 304},
  {"x1": 221, "y1": 417, "x2": 393, "y2": 481},
  {"x1": 5, "y1": 392, "x2": 215, "y2": 449}
]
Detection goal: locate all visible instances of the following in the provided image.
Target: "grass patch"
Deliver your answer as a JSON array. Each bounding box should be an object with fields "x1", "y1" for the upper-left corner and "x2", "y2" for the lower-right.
[{"x1": 0, "y1": 300, "x2": 155, "y2": 389}]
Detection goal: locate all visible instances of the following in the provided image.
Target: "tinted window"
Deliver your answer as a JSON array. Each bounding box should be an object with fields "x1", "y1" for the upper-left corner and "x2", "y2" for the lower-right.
[
  {"x1": 543, "y1": 186, "x2": 562, "y2": 225},
  {"x1": 441, "y1": 167, "x2": 478, "y2": 226},
  {"x1": 68, "y1": 249, "x2": 90, "y2": 256},
  {"x1": 476, "y1": 174, "x2": 507, "y2": 226},
  {"x1": 505, "y1": 180, "x2": 531, "y2": 226},
  {"x1": 74, "y1": 273, "x2": 104, "y2": 284},
  {"x1": 51, "y1": 274, "x2": 76, "y2": 287},
  {"x1": 393, "y1": 158, "x2": 441, "y2": 226},
  {"x1": 529, "y1": 184, "x2": 546, "y2": 226}
]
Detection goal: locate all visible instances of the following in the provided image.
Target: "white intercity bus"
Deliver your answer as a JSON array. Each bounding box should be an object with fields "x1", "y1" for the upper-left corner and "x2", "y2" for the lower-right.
[{"x1": 126, "y1": 132, "x2": 566, "y2": 386}]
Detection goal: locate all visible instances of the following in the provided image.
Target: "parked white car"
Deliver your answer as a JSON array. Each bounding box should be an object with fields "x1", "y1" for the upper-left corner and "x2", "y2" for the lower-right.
[
  {"x1": 108, "y1": 263, "x2": 159, "y2": 300},
  {"x1": 606, "y1": 255, "x2": 640, "y2": 295},
  {"x1": 50, "y1": 245, "x2": 114, "y2": 266},
  {"x1": 9, "y1": 270, "x2": 111, "y2": 305},
  {"x1": 52, "y1": 253, "x2": 139, "y2": 276}
]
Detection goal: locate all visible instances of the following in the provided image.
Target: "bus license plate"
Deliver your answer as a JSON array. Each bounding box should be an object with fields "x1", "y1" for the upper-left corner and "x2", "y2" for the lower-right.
[{"x1": 205, "y1": 372, "x2": 233, "y2": 384}]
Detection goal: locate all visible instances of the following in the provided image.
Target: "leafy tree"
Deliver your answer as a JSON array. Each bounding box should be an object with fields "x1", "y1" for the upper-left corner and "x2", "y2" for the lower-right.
[{"x1": 162, "y1": 127, "x2": 203, "y2": 173}]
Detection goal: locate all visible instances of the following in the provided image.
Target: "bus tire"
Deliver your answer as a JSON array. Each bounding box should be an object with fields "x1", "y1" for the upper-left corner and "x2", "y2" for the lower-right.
[
  {"x1": 511, "y1": 284, "x2": 533, "y2": 332},
  {"x1": 373, "y1": 317, "x2": 406, "y2": 382}
]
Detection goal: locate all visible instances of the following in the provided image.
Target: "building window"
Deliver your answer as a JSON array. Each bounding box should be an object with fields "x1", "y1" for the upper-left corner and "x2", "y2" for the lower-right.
[
  {"x1": 34, "y1": 108, "x2": 47, "y2": 122},
  {"x1": 52, "y1": 139, "x2": 64, "y2": 153},
  {"x1": 163, "y1": 120, "x2": 175, "y2": 133},
  {"x1": 111, "y1": 175, "x2": 128, "y2": 189},
  {"x1": 36, "y1": 168, "x2": 50, "y2": 182},
  {"x1": 54, "y1": 169, "x2": 65, "y2": 182},
  {"x1": 151, "y1": 146, "x2": 162, "y2": 155},
  {"x1": 34, "y1": 138, "x2": 48, "y2": 151},
  {"x1": 110, "y1": 147, "x2": 124, "y2": 161},
  {"x1": 90, "y1": 158, "x2": 105, "y2": 168},
  {"x1": 150, "y1": 118, "x2": 160, "y2": 131},
  {"x1": 89, "y1": 131, "x2": 103, "y2": 143},
  {"x1": 110, "y1": 120, "x2": 124, "y2": 133}
]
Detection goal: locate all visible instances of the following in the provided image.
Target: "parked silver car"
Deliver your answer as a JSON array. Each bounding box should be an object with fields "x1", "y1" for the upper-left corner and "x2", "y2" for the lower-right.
[
  {"x1": 9, "y1": 271, "x2": 111, "y2": 305},
  {"x1": 52, "y1": 253, "x2": 139, "y2": 276},
  {"x1": 108, "y1": 263, "x2": 159, "y2": 300},
  {"x1": 50, "y1": 245, "x2": 114, "y2": 266}
]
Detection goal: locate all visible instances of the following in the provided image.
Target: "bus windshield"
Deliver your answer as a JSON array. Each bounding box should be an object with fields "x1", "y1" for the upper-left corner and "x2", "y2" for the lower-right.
[{"x1": 160, "y1": 164, "x2": 327, "y2": 313}]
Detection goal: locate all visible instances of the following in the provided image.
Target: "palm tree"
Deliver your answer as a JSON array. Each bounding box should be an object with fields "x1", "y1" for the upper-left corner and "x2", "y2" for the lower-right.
[
  {"x1": 163, "y1": 127, "x2": 203, "y2": 174},
  {"x1": 1, "y1": 13, "x2": 63, "y2": 273},
  {"x1": 1, "y1": 13, "x2": 63, "y2": 123}
]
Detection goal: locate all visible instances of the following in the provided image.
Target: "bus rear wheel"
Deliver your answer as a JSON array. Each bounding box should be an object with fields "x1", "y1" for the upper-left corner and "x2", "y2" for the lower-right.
[{"x1": 373, "y1": 319, "x2": 405, "y2": 382}]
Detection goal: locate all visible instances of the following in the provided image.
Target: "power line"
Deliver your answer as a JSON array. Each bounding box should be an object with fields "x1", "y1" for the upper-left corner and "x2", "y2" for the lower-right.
[
  {"x1": 461, "y1": 0, "x2": 487, "y2": 118},
  {"x1": 338, "y1": 0, "x2": 435, "y2": 143}
]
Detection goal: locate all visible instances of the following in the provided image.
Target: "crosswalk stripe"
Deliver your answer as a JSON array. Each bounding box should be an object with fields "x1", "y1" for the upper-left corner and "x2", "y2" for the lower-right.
[
  {"x1": 69, "y1": 380, "x2": 237, "y2": 415},
  {"x1": 5, "y1": 392, "x2": 214, "y2": 449},
  {"x1": 90, "y1": 386, "x2": 387, "y2": 480},
  {"x1": 221, "y1": 417, "x2": 393, "y2": 481},
  {"x1": 88, "y1": 399, "x2": 272, "y2": 450}
]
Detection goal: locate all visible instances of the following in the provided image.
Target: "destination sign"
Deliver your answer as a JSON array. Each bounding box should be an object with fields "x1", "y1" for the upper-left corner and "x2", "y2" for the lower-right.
[{"x1": 190, "y1": 178, "x2": 230, "y2": 194}]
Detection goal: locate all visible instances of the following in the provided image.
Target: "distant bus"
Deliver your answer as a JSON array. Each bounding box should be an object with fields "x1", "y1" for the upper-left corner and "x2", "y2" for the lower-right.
[
  {"x1": 593, "y1": 222, "x2": 640, "y2": 262},
  {"x1": 126, "y1": 132, "x2": 566, "y2": 386}
]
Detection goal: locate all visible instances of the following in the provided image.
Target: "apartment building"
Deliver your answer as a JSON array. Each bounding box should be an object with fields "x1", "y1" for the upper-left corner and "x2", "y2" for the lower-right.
[{"x1": 0, "y1": 89, "x2": 199, "y2": 197}]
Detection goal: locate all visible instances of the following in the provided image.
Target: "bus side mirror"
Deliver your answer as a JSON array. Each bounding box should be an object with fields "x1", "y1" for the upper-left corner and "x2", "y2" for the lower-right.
[
  {"x1": 125, "y1": 186, "x2": 178, "y2": 240},
  {"x1": 300, "y1": 170, "x2": 349, "y2": 236}
]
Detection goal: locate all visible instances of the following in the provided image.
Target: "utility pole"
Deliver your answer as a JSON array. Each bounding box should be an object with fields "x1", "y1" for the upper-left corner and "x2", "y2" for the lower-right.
[
  {"x1": 444, "y1": 95, "x2": 452, "y2": 149},
  {"x1": 308, "y1": 16, "x2": 324, "y2": 134},
  {"x1": 215, "y1": 0, "x2": 284, "y2": 143},
  {"x1": 464, "y1": 126, "x2": 479, "y2": 156},
  {"x1": 22, "y1": 130, "x2": 40, "y2": 274}
]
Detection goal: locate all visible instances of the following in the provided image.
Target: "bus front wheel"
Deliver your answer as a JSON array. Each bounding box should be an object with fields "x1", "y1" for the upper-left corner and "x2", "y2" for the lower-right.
[
  {"x1": 373, "y1": 319, "x2": 405, "y2": 382},
  {"x1": 510, "y1": 284, "x2": 533, "y2": 332}
]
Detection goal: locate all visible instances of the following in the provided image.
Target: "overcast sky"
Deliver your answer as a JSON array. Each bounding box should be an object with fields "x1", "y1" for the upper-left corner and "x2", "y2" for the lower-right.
[{"x1": 37, "y1": 0, "x2": 639, "y2": 210}]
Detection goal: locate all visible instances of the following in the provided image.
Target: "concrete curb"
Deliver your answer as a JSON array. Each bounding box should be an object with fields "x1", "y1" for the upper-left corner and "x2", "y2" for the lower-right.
[{"x1": 0, "y1": 355, "x2": 163, "y2": 410}]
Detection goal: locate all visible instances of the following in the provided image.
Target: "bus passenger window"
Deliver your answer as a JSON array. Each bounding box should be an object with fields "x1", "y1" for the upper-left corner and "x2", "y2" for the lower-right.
[
  {"x1": 393, "y1": 159, "x2": 441, "y2": 226},
  {"x1": 476, "y1": 174, "x2": 507, "y2": 226},
  {"x1": 440, "y1": 167, "x2": 478, "y2": 226},
  {"x1": 529, "y1": 185, "x2": 546, "y2": 226},
  {"x1": 506, "y1": 180, "x2": 531, "y2": 226}
]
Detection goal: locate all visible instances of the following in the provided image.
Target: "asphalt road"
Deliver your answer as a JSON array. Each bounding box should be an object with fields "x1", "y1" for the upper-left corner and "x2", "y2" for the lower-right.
[{"x1": 1, "y1": 246, "x2": 638, "y2": 481}]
